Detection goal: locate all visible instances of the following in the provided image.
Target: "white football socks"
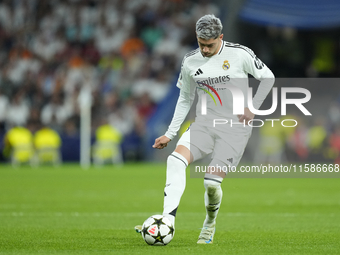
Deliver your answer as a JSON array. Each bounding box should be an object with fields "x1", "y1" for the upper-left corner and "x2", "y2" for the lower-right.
[
  {"x1": 163, "y1": 151, "x2": 188, "y2": 226},
  {"x1": 203, "y1": 173, "x2": 223, "y2": 227}
]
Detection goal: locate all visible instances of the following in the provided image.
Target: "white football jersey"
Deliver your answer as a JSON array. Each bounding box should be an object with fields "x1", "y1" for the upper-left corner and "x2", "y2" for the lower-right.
[{"x1": 176, "y1": 40, "x2": 274, "y2": 134}]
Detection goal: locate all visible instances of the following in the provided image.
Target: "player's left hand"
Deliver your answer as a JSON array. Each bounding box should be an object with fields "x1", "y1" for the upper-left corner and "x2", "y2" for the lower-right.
[{"x1": 238, "y1": 107, "x2": 255, "y2": 124}]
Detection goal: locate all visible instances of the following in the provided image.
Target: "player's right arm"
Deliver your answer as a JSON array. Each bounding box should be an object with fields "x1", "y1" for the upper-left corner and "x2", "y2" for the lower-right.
[
  {"x1": 152, "y1": 135, "x2": 171, "y2": 149},
  {"x1": 153, "y1": 59, "x2": 194, "y2": 149}
]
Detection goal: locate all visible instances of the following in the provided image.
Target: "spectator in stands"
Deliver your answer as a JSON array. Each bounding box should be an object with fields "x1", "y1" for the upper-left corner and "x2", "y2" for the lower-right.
[
  {"x1": 41, "y1": 93, "x2": 73, "y2": 130},
  {"x1": 32, "y1": 32, "x2": 66, "y2": 62},
  {"x1": 108, "y1": 95, "x2": 137, "y2": 137},
  {"x1": 63, "y1": 46, "x2": 85, "y2": 94},
  {"x1": 6, "y1": 46, "x2": 41, "y2": 86},
  {"x1": 5, "y1": 89, "x2": 30, "y2": 127},
  {"x1": 2, "y1": 0, "x2": 338, "y2": 164},
  {"x1": 120, "y1": 30, "x2": 146, "y2": 59}
]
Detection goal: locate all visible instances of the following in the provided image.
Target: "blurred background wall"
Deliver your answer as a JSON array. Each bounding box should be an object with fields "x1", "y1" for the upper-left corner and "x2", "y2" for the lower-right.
[{"x1": 0, "y1": 0, "x2": 340, "y2": 164}]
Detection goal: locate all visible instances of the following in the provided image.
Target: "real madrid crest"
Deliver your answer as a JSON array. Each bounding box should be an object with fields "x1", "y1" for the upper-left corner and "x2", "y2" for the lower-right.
[{"x1": 222, "y1": 60, "x2": 230, "y2": 70}]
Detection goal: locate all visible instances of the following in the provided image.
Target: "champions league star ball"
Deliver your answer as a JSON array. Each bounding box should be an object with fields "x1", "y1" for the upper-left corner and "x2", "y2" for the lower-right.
[{"x1": 141, "y1": 215, "x2": 174, "y2": 246}]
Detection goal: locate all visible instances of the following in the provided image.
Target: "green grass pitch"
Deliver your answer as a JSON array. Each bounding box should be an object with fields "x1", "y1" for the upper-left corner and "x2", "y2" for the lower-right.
[{"x1": 0, "y1": 163, "x2": 339, "y2": 254}]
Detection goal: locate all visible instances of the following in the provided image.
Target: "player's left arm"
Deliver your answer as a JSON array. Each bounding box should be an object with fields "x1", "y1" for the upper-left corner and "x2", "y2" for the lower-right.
[{"x1": 241, "y1": 49, "x2": 275, "y2": 121}]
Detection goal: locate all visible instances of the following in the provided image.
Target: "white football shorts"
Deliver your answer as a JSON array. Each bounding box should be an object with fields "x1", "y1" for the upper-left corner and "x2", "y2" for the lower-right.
[{"x1": 177, "y1": 122, "x2": 251, "y2": 168}]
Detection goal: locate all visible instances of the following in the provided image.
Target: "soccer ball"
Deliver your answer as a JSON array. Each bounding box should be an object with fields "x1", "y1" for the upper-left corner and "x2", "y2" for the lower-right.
[{"x1": 141, "y1": 215, "x2": 174, "y2": 246}]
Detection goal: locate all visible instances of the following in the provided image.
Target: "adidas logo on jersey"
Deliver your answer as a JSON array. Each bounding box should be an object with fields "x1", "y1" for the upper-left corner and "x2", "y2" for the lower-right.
[
  {"x1": 227, "y1": 158, "x2": 233, "y2": 163},
  {"x1": 194, "y1": 68, "x2": 203, "y2": 76}
]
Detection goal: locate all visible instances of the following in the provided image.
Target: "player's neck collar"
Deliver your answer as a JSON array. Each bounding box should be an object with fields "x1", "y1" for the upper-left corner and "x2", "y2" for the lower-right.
[{"x1": 217, "y1": 40, "x2": 224, "y2": 55}]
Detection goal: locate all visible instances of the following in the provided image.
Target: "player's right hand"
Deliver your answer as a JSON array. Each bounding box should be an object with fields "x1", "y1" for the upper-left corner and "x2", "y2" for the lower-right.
[{"x1": 153, "y1": 135, "x2": 171, "y2": 149}]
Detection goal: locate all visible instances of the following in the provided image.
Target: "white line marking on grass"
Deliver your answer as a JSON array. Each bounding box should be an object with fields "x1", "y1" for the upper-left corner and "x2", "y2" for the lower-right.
[{"x1": 0, "y1": 212, "x2": 338, "y2": 217}]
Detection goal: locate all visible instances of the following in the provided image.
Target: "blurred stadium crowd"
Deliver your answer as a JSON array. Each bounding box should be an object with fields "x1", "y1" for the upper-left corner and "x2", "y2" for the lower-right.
[
  {"x1": 0, "y1": 0, "x2": 221, "y2": 162},
  {"x1": 0, "y1": 0, "x2": 340, "y2": 164}
]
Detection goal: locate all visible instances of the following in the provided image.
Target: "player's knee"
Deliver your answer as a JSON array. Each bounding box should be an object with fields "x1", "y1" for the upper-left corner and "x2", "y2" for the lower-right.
[
  {"x1": 167, "y1": 151, "x2": 188, "y2": 167},
  {"x1": 167, "y1": 154, "x2": 175, "y2": 165},
  {"x1": 173, "y1": 146, "x2": 191, "y2": 164},
  {"x1": 166, "y1": 153, "x2": 177, "y2": 166}
]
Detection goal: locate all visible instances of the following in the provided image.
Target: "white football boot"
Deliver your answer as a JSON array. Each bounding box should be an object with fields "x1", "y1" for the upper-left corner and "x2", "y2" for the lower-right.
[
  {"x1": 197, "y1": 224, "x2": 215, "y2": 244},
  {"x1": 134, "y1": 225, "x2": 142, "y2": 234}
]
